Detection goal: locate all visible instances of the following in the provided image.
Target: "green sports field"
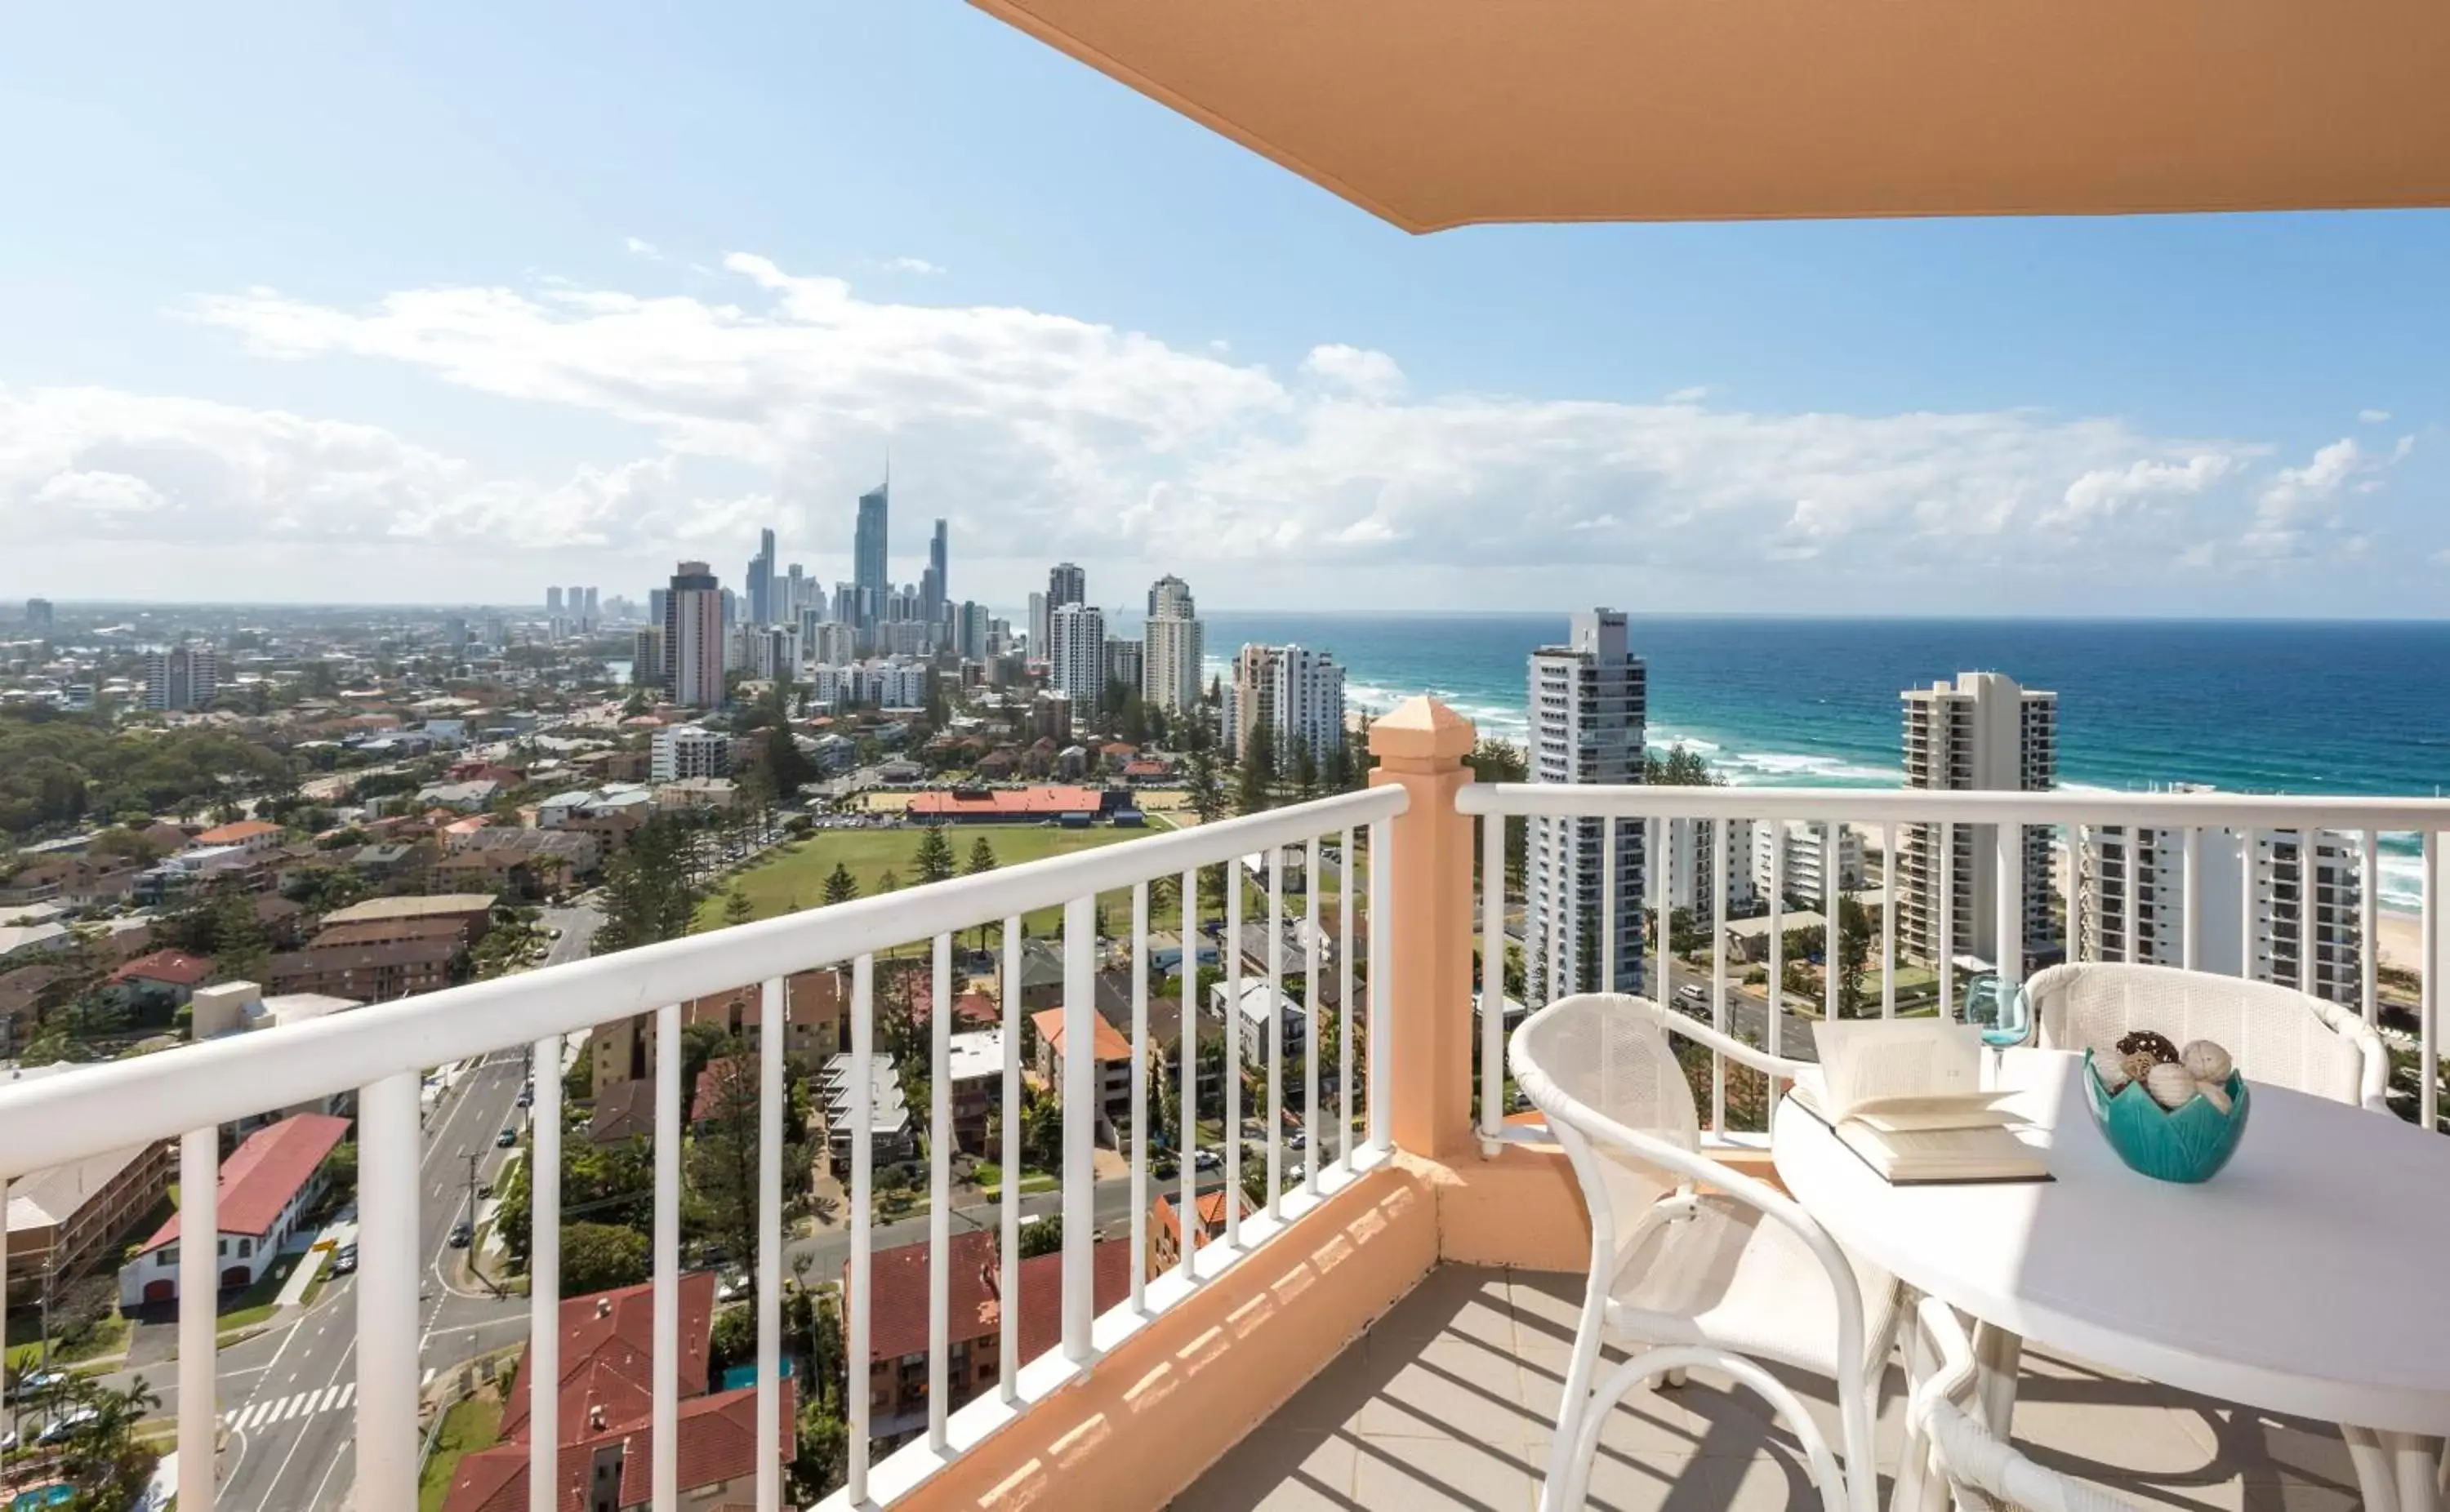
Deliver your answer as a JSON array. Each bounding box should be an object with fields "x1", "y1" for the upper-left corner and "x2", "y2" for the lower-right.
[{"x1": 694, "y1": 823, "x2": 1156, "y2": 930}]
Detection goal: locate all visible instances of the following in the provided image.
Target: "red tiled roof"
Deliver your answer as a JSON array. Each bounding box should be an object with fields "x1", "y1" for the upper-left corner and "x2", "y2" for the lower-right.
[
  {"x1": 1154, "y1": 1190, "x2": 1249, "y2": 1250},
  {"x1": 498, "y1": 1271, "x2": 715, "y2": 1446},
  {"x1": 908, "y1": 988, "x2": 1000, "y2": 1029},
  {"x1": 142, "y1": 1113, "x2": 350, "y2": 1249},
  {"x1": 903, "y1": 785, "x2": 1102, "y2": 819},
  {"x1": 855, "y1": 1230, "x2": 1133, "y2": 1367},
  {"x1": 442, "y1": 1381, "x2": 793, "y2": 1512},
  {"x1": 691, "y1": 1056, "x2": 753, "y2": 1123},
  {"x1": 194, "y1": 820, "x2": 282, "y2": 845},
  {"x1": 1030, "y1": 1006, "x2": 1132, "y2": 1064},
  {"x1": 109, "y1": 949, "x2": 213, "y2": 987},
  {"x1": 680, "y1": 968, "x2": 844, "y2": 1032}
]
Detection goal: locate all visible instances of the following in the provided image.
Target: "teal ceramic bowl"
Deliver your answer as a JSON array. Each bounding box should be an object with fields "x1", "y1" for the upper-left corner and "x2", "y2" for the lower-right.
[{"x1": 2082, "y1": 1058, "x2": 2251, "y2": 1184}]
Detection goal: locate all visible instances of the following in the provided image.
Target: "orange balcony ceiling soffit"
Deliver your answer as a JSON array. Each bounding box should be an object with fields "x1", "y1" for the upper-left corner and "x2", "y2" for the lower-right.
[{"x1": 970, "y1": 0, "x2": 2450, "y2": 229}]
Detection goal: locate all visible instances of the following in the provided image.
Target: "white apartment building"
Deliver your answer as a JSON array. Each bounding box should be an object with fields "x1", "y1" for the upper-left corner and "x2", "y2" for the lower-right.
[
  {"x1": 808, "y1": 659, "x2": 929, "y2": 710},
  {"x1": 1898, "y1": 672, "x2": 2059, "y2": 971},
  {"x1": 1229, "y1": 644, "x2": 1347, "y2": 761},
  {"x1": 1143, "y1": 576, "x2": 1205, "y2": 719},
  {"x1": 663, "y1": 561, "x2": 724, "y2": 709},
  {"x1": 650, "y1": 723, "x2": 733, "y2": 783},
  {"x1": 143, "y1": 644, "x2": 219, "y2": 711},
  {"x1": 740, "y1": 624, "x2": 800, "y2": 681},
  {"x1": 1049, "y1": 603, "x2": 1108, "y2": 709},
  {"x1": 1524, "y1": 610, "x2": 1646, "y2": 1001},
  {"x1": 811, "y1": 620, "x2": 858, "y2": 667},
  {"x1": 1027, "y1": 591, "x2": 1049, "y2": 662},
  {"x1": 1751, "y1": 820, "x2": 1866, "y2": 911},
  {"x1": 2078, "y1": 812, "x2": 2364, "y2": 1003},
  {"x1": 1659, "y1": 817, "x2": 1760, "y2": 918}
]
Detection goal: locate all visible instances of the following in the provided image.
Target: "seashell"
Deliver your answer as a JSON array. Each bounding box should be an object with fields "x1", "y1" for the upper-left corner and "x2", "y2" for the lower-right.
[
  {"x1": 2194, "y1": 1078, "x2": 2233, "y2": 1115},
  {"x1": 2120, "y1": 1050, "x2": 2159, "y2": 1087},
  {"x1": 2145, "y1": 1061, "x2": 2198, "y2": 1110},
  {"x1": 2091, "y1": 1048, "x2": 2130, "y2": 1093},
  {"x1": 2117, "y1": 1029, "x2": 2182, "y2": 1065},
  {"x1": 2180, "y1": 1040, "x2": 2233, "y2": 1085}
]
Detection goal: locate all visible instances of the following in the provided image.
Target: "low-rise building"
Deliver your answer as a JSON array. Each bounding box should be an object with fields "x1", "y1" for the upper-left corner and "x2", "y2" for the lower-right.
[
  {"x1": 265, "y1": 936, "x2": 457, "y2": 1000},
  {"x1": 947, "y1": 1027, "x2": 1009, "y2": 1153},
  {"x1": 120, "y1": 1113, "x2": 350, "y2": 1306},
  {"x1": 1148, "y1": 1188, "x2": 1250, "y2": 1278},
  {"x1": 7, "y1": 1136, "x2": 173, "y2": 1306},
  {"x1": 1208, "y1": 977, "x2": 1308, "y2": 1069},
  {"x1": 592, "y1": 968, "x2": 847, "y2": 1090},
  {"x1": 314, "y1": 893, "x2": 496, "y2": 947},
  {"x1": 1029, "y1": 1006, "x2": 1133, "y2": 1123},
  {"x1": 818, "y1": 1052, "x2": 914, "y2": 1167}
]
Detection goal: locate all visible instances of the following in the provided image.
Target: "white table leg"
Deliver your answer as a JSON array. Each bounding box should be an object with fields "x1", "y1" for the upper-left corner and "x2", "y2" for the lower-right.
[{"x1": 1971, "y1": 1322, "x2": 2022, "y2": 1435}]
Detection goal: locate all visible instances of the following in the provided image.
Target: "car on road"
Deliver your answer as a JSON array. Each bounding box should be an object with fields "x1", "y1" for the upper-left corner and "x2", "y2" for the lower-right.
[
  {"x1": 497, "y1": 1127, "x2": 519, "y2": 1147},
  {"x1": 332, "y1": 1243, "x2": 359, "y2": 1275},
  {"x1": 37, "y1": 1406, "x2": 96, "y2": 1445},
  {"x1": 6, "y1": 1368, "x2": 67, "y2": 1405},
  {"x1": 1192, "y1": 1149, "x2": 1223, "y2": 1172},
  {"x1": 1675, "y1": 983, "x2": 1711, "y2": 1016},
  {"x1": 515, "y1": 1087, "x2": 533, "y2": 1108},
  {"x1": 448, "y1": 1221, "x2": 474, "y2": 1248}
]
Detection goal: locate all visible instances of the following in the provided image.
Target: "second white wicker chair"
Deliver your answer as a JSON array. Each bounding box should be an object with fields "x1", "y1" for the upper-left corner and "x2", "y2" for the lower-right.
[
  {"x1": 1900, "y1": 1296, "x2": 2149, "y2": 1512},
  {"x1": 2025, "y1": 961, "x2": 2389, "y2": 1112},
  {"x1": 1509, "y1": 993, "x2": 1894, "y2": 1512}
]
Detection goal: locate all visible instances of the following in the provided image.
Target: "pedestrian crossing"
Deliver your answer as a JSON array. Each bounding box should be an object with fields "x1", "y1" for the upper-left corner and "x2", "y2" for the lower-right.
[{"x1": 222, "y1": 1368, "x2": 437, "y2": 1433}]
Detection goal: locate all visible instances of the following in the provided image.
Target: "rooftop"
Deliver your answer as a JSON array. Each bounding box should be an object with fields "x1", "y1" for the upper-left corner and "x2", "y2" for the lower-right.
[
  {"x1": 1030, "y1": 1004, "x2": 1132, "y2": 1064},
  {"x1": 319, "y1": 893, "x2": 497, "y2": 924},
  {"x1": 141, "y1": 1111, "x2": 349, "y2": 1249}
]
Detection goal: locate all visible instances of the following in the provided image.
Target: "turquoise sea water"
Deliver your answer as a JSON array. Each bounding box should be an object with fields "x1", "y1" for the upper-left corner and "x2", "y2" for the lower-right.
[{"x1": 1202, "y1": 614, "x2": 2450, "y2": 911}]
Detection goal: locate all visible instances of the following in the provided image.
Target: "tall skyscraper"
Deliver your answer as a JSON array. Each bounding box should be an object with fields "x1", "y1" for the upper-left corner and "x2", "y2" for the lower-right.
[
  {"x1": 143, "y1": 644, "x2": 220, "y2": 712},
  {"x1": 854, "y1": 483, "x2": 890, "y2": 629},
  {"x1": 956, "y1": 601, "x2": 991, "y2": 661},
  {"x1": 567, "y1": 586, "x2": 586, "y2": 625},
  {"x1": 1523, "y1": 611, "x2": 1646, "y2": 1002},
  {"x1": 1048, "y1": 562, "x2": 1086, "y2": 611},
  {"x1": 664, "y1": 561, "x2": 724, "y2": 709},
  {"x1": 2078, "y1": 811, "x2": 2364, "y2": 1003},
  {"x1": 920, "y1": 518, "x2": 949, "y2": 633},
  {"x1": 786, "y1": 563, "x2": 807, "y2": 621},
  {"x1": 632, "y1": 628, "x2": 665, "y2": 690},
  {"x1": 1027, "y1": 592, "x2": 1049, "y2": 660},
  {"x1": 23, "y1": 598, "x2": 53, "y2": 634},
  {"x1": 648, "y1": 587, "x2": 669, "y2": 630},
  {"x1": 1049, "y1": 604, "x2": 1109, "y2": 709},
  {"x1": 546, "y1": 586, "x2": 564, "y2": 614},
  {"x1": 1229, "y1": 644, "x2": 1346, "y2": 761},
  {"x1": 1143, "y1": 575, "x2": 1205, "y2": 718},
  {"x1": 747, "y1": 527, "x2": 777, "y2": 625},
  {"x1": 581, "y1": 586, "x2": 599, "y2": 629},
  {"x1": 1898, "y1": 672, "x2": 2059, "y2": 974}
]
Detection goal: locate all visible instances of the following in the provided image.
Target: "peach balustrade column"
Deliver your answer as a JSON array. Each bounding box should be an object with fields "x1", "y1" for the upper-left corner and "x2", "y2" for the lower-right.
[{"x1": 1367, "y1": 696, "x2": 1481, "y2": 1162}]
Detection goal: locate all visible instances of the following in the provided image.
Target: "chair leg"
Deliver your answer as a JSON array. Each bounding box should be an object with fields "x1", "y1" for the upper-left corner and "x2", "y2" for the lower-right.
[{"x1": 1538, "y1": 1279, "x2": 1611, "y2": 1512}]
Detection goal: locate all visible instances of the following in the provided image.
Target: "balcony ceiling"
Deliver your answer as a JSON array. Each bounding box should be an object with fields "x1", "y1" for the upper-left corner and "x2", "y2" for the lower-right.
[{"x1": 969, "y1": 0, "x2": 2450, "y2": 229}]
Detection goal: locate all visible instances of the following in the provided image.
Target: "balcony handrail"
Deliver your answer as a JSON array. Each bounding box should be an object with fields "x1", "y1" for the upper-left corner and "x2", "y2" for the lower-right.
[
  {"x1": 0, "y1": 785, "x2": 1404, "y2": 1181},
  {"x1": 1459, "y1": 782, "x2": 2450, "y2": 831}
]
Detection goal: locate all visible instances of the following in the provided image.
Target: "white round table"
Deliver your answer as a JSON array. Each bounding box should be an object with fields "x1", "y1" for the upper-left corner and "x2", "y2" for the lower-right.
[{"x1": 1773, "y1": 1047, "x2": 2450, "y2": 1511}]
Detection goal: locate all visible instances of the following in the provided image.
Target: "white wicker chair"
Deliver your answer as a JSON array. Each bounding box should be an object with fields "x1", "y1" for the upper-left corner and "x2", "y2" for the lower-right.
[
  {"x1": 1900, "y1": 1296, "x2": 2149, "y2": 1512},
  {"x1": 2025, "y1": 962, "x2": 2388, "y2": 1112},
  {"x1": 1508, "y1": 993, "x2": 1892, "y2": 1512}
]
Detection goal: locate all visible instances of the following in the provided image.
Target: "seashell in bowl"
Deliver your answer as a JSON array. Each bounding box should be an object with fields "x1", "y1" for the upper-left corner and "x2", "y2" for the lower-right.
[
  {"x1": 2180, "y1": 1039, "x2": 2234, "y2": 1084},
  {"x1": 2145, "y1": 1061, "x2": 2198, "y2": 1110}
]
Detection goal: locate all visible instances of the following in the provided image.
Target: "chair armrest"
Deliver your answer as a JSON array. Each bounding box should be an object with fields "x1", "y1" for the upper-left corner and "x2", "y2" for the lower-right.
[{"x1": 2309, "y1": 998, "x2": 2394, "y2": 1114}]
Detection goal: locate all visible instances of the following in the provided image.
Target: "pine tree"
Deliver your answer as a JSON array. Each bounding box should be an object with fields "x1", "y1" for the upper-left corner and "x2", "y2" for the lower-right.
[
  {"x1": 822, "y1": 863, "x2": 858, "y2": 906},
  {"x1": 965, "y1": 836, "x2": 999, "y2": 875},
  {"x1": 912, "y1": 825, "x2": 957, "y2": 886},
  {"x1": 723, "y1": 889, "x2": 755, "y2": 928},
  {"x1": 1236, "y1": 724, "x2": 1277, "y2": 815}
]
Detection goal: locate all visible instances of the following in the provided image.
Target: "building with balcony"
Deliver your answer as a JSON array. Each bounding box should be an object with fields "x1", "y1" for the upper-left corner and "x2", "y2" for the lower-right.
[
  {"x1": 664, "y1": 560, "x2": 725, "y2": 708},
  {"x1": 1028, "y1": 1005, "x2": 1132, "y2": 1123},
  {"x1": 142, "y1": 643, "x2": 219, "y2": 711},
  {"x1": 7, "y1": 1136, "x2": 172, "y2": 1306},
  {"x1": 1898, "y1": 671, "x2": 2059, "y2": 970},
  {"x1": 1048, "y1": 603, "x2": 1107, "y2": 711},
  {"x1": 1659, "y1": 816, "x2": 1758, "y2": 918},
  {"x1": 651, "y1": 723, "x2": 733, "y2": 783},
  {"x1": 2079, "y1": 817, "x2": 2366, "y2": 1003},
  {"x1": 1751, "y1": 818, "x2": 1866, "y2": 911},
  {"x1": 1227, "y1": 643, "x2": 1347, "y2": 763},
  {"x1": 1525, "y1": 609, "x2": 1646, "y2": 1001}
]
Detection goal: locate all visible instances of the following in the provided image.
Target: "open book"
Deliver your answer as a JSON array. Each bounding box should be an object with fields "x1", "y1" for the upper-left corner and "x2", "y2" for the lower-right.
[{"x1": 1788, "y1": 1021, "x2": 2049, "y2": 1185}]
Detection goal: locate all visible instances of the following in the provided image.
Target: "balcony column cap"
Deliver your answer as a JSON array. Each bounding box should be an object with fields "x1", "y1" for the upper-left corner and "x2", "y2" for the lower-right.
[{"x1": 1368, "y1": 696, "x2": 1475, "y2": 769}]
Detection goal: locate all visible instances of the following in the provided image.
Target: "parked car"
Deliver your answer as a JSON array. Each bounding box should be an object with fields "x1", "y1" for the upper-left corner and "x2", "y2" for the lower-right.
[
  {"x1": 515, "y1": 1087, "x2": 533, "y2": 1108},
  {"x1": 1192, "y1": 1149, "x2": 1223, "y2": 1172},
  {"x1": 332, "y1": 1244, "x2": 359, "y2": 1275},
  {"x1": 497, "y1": 1127, "x2": 518, "y2": 1147},
  {"x1": 448, "y1": 1221, "x2": 474, "y2": 1248},
  {"x1": 6, "y1": 1368, "x2": 66, "y2": 1405},
  {"x1": 37, "y1": 1406, "x2": 96, "y2": 1446}
]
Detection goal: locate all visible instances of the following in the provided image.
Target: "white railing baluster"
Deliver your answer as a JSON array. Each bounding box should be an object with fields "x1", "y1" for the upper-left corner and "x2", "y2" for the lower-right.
[
  {"x1": 1480, "y1": 813, "x2": 1504, "y2": 1154},
  {"x1": 929, "y1": 933, "x2": 951, "y2": 1452},
  {"x1": 1061, "y1": 896, "x2": 1098, "y2": 1364},
  {"x1": 1179, "y1": 867, "x2": 1200, "y2": 1278},
  {"x1": 2361, "y1": 830, "x2": 2381, "y2": 1025},
  {"x1": 653, "y1": 1001, "x2": 680, "y2": 1510},
  {"x1": 1881, "y1": 822, "x2": 1896, "y2": 1018},
  {"x1": 356, "y1": 1070, "x2": 420, "y2": 1512},
  {"x1": 998, "y1": 918, "x2": 1020, "y2": 1401},
  {"x1": 1265, "y1": 849, "x2": 1285, "y2": 1221},
  {"x1": 1225, "y1": 872, "x2": 1243, "y2": 1247},
  {"x1": 179, "y1": 1123, "x2": 219, "y2": 1512},
  {"x1": 1368, "y1": 816, "x2": 1392, "y2": 1155},
  {"x1": 2182, "y1": 826, "x2": 2202, "y2": 972},
  {"x1": 1129, "y1": 883, "x2": 1150, "y2": 1311},
  {"x1": 1998, "y1": 820, "x2": 2024, "y2": 988},
  {"x1": 849, "y1": 954, "x2": 875, "y2": 1500},
  {"x1": 1303, "y1": 836, "x2": 1321, "y2": 1199},
  {"x1": 1710, "y1": 815, "x2": 1728, "y2": 1133},
  {"x1": 1338, "y1": 829, "x2": 1355, "y2": 1174},
  {"x1": 755, "y1": 984, "x2": 782, "y2": 1512},
  {"x1": 1601, "y1": 814, "x2": 1618, "y2": 994},
  {"x1": 532, "y1": 1033, "x2": 564, "y2": 1512},
  {"x1": 1822, "y1": 823, "x2": 1839, "y2": 1022},
  {"x1": 1938, "y1": 821, "x2": 1955, "y2": 1021},
  {"x1": 2425, "y1": 834, "x2": 2440, "y2": 1132}
]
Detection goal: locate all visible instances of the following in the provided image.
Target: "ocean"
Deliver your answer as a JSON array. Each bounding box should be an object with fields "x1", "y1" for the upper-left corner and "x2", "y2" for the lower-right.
[{"x1": 1200, "y1": 615, "x2": 2450, "y2": 914}]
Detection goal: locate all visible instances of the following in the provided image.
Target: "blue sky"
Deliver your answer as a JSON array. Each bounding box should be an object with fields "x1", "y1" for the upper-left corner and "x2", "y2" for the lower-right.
[{"x1": 2, "y1": 1, "x2": 2444, "y2": 615}]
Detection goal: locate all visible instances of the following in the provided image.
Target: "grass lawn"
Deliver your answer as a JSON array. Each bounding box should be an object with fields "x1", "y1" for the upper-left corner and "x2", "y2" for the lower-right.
[
  {"x1": 417, "y1": 1394, "x2": 506, "y2": 1512},
  {"x1": 697, "y1": 825, "x2": 1156, "y2": 933}
]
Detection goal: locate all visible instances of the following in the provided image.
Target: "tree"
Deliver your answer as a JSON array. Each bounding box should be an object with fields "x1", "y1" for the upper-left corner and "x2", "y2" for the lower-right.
[
  {"x1": 1646, "y1": 744, "x2": 1722, "y2": 787},
  {"x1": 1837, "y1": 894, "x2": 1878, "y2": 1019},
  {"x1": 875, "y1": 869, "x2": 900, "y2": 894},
  {"x1": 561, "y1": 1221, "x2": 653, "y2": 1294},
  {"x1": 965, "y1": 836, "x2": 998, "y2": 876},
  {"x1": 1291, "y1": 736, "x2": 1320, "y2": 800},
  {"x1": 709, "y1": 1305, "x2": 759, "y2": 1372},
  {"x1": 764, "y1": 713, "x2": 817, "y2": 801},
  {"x1": 822, "y1": 863, "x2": 858, "y2": 906},
  {"x1": 912, "y1": 824, "x2": 957, "y2": 887},
  {"x1": 690, "y1": 1056, "x2": 808, "y2": 1280},
  {"x1": 1184, "y1": 745, "x2": 1226, "y2": 825},
  {"x1": 791, "y1": 1399, "x2": 851, "y2": 1503},
  {"x1": 1018, "y1": 1214, "x2": 1063, "y2": 1259},
  {"x1": 723, "y1": 889, "x2": 755, "y2": 929},
  {"x1": 1236, "y1": 723, "x2": 1277, "y2": 815},
  {"x1": 53, "y1": 1374, "x2": 161, "y2": 1509},
  {"x1": 593, "y1": 816, "x2": 702, "y2": 953}
]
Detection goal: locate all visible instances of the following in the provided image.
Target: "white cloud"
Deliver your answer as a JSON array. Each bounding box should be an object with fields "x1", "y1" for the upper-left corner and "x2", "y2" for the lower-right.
[
  {"x1": 2224, "y1": 436, "x2": 2412, "y2": 563},
  {"x1": 2359, "y1": 408, "x2": 2392, "y2": 424},
  {"x1": 622, "y1": 237, "x2": 662, "y2": 260},
  {"x1": 1664, "y1": 385, "x2": 1712, "y2": 403},
  {"x1": 1300, "y1": 344, "x2": 1406, "y2": 401},
  {"x1": 0, "y1": 252, "x2": 2401, "y2": 600},
  {"x1": 885, "y1": 256, "x2": 945, "y2": 275}
]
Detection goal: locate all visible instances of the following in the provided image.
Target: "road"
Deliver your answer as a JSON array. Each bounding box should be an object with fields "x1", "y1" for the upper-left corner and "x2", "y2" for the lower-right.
[
  {"x1": 1653, "y1": 958, "x2": 1829, "y2": 1063},
  {"x1": 784, "y1": 1165, "x2": 1244, "y2": 1281},
  {"x1": 103, "y1": 901, "x2": 599, "y2": 1510}
]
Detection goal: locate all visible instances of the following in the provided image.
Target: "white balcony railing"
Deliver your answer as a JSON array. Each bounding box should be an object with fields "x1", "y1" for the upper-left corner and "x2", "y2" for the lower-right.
[
  {"x1": 0, "y1": 786, "x2": 1401, "y2": 1512},
  {"x1": 1459, "y1": 784, "x2": 2450, "y2": 1150}
]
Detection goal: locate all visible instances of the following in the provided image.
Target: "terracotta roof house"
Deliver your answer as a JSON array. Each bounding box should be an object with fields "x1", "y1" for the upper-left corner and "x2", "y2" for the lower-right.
[
  {"x1": 586, "y1": 1078, "x2": 657, "y2": 1147},
  {"x1": 1030, "y1": 1006, "x2": 1134, "y2": 1122},
  {"x1": 120, "y1": 1112, "x2": 350, "y2": 1305},
  {"x1": 108, "y1": 949, "x2": 216, "y2": 1007},
  {"x1": 191, "y1": 819, "x2": 284, "y2": 852}
]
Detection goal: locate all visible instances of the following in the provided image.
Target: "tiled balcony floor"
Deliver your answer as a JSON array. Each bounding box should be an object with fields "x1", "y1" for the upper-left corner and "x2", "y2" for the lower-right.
[{"x1": 1174, "y1": 1265, "x2": 2363, "y2": 1511}]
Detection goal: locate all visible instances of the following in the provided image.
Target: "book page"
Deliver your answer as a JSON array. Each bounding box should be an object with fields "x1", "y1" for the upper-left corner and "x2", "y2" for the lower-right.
[{"x1": 1811, "y1": 1020, "x2": 1989, "y2": 1123}]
